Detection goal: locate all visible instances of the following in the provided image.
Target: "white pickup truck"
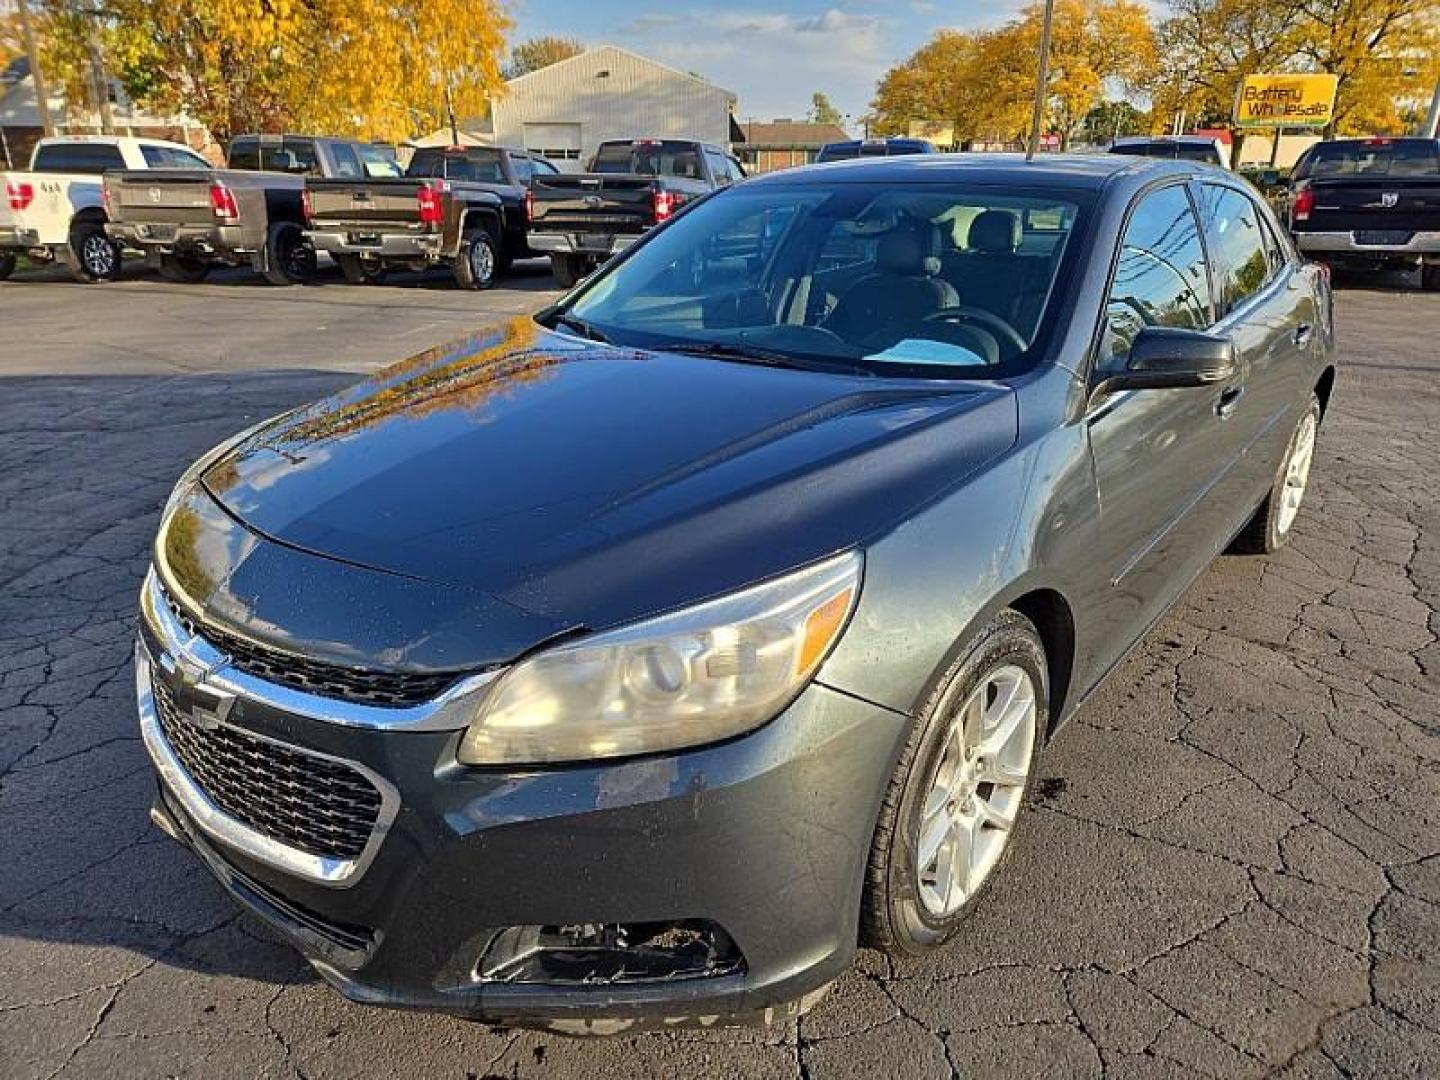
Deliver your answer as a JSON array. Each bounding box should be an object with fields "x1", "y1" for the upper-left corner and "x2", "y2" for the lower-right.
[{"x1": 1, "y1": 135, "x2": 212, "y2": 282}]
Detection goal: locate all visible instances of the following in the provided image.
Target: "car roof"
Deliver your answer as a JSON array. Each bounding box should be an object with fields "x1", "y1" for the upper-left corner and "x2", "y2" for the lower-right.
[
  {"x1": 35, "y1": 135, "x2": 203, "y2": 153},
  {"x1": 752, "y1": 152, "x2": 1185, "y2": 190}
]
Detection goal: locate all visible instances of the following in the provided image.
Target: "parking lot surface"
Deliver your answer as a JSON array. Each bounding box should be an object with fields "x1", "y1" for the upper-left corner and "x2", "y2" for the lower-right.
[{"x1": 2, "y1": 264, "x2": 1438, "y2": 1079}]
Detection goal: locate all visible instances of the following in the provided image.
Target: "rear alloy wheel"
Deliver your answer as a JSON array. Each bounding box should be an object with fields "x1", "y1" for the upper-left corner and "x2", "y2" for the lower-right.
[
  {"x1": 863, "y1": 610, "x2": 1046, "y2": 954},
  {"x1": 263, "y1": 221, "x2": 317, "y2": 285},
  {"x1": 70, "y1": 221, "x2": 122, "y2": 283},
  {"x1": 158, "y1": 254, "x2": 210, "y2": 284},
  {"x1": 1230, "y1": 394, "x2": 1321, "y2": 554},
  {"x1": 454, "y1": 229, "x2": 498, "y2": 290},
  {"x1": 0, "y1": 252, "x2": 15, "y2": 280},
  {"x1": 336, "y1": 254, "x2": 385, "y2": 285}
]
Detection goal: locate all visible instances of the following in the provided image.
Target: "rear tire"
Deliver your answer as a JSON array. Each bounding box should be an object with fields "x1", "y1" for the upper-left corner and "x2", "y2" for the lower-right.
[
  {"x1": 1229, "y1": 394, "x2": 1321, "y2": 555},
  {"x1": 157, "y1": 254, "x2": 211, "y2": 283},
  {"x1": 0, "y1": 252, "x2": 15, "y2": 280},
  {"x1": 862, "y1": 610, "x2": 1047, "y2": 956},
  {"x1": 69, "y1": 221, "x2": 122, "y2": 283},
  {"x1": 336, "y1": 254, "x2": 385, "y2": 285},
  {"x1": 453, "y1": 228, "x2": 498, "y2": 291},
  {"x1": 262, "y1": 221, "x2": 316, "y2": 285},
  {"x1": 550, "y1": 252, "x2": 590, "y2": 289},
  {"x1": 1423, "y1": 263, "x2": 1440, "y2": 292}
]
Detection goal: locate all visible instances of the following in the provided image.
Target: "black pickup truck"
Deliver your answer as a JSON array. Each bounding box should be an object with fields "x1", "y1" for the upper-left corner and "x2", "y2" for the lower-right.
[
  {"x1": 104, "y1": 134, "x2": 386, "y2": 284},
  {"x1": 303, "y1": 145, "x2": 555, "y2": 288},
  {"x1": 529, "y1": 139, "x2": 745, "y2": 286},
  {"x1": 1286, "y1": 137, "x2": 1440, "y2": 290}
]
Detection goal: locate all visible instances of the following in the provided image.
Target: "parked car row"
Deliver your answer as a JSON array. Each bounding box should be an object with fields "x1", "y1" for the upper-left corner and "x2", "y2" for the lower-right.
[{"x1": 1, "y1": 133, "x2": 744, "y2": 290}]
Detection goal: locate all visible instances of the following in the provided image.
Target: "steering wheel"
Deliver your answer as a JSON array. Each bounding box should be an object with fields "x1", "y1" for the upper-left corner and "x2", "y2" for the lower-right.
[{"x1": 921, "y1": 306, "x2": 1028, "y2": 356}]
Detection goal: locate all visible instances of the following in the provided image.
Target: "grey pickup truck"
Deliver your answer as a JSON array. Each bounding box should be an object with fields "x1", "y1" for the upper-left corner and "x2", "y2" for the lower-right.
[
  {"x1": 1286, "y1": 137, "x2": 1440, "y2": 290},
  {"x1": 104, "y1": 134, "x2": 388, "y2": 284},
  {"x1": 303, "y1": 145, "x2": 554, "y2": 288},
  {"x1": 528, "y1": 138, "x2": 745, "y2": 286}
]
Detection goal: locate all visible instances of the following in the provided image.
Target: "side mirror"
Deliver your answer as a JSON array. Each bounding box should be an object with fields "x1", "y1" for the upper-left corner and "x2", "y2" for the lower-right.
[{"x1": 1094, "y1": 326, "x2": 1236, "y2": 397}]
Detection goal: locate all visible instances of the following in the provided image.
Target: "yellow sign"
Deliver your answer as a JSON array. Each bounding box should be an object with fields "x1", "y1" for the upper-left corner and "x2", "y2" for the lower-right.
[{"x1": 1234, "y1": 74, "x2": 1339, "y2": 129}]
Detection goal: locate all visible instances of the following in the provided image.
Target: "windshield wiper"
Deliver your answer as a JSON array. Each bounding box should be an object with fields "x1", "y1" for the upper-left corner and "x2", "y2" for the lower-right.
[
  {"x1": 659, "y1": 341, "x2": 872, "y2": 377},
  {"x1": 549, "y1": 313, "x2": 610, "y2": 343}
]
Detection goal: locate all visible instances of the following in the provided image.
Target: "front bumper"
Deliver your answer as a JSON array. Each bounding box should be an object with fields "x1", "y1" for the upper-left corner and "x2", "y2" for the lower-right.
[
  {"x1": 528, "y1": 231, "x2": 637, "y2": 257},
  {"x1": 305, "y1": 228, "x2": 444, "y2": 260},
  {"x1": 1294, "y1": 230, "x2": 1440, "y2": 257},
  {"x1": 136, "y1": 575, "x2": 905, "y2": 1030}
]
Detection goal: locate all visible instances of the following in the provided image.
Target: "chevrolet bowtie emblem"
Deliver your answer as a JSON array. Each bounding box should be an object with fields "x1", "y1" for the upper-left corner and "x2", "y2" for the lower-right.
[{"x1": 171, "y1": 637, "x2": 235, "y2": 728}]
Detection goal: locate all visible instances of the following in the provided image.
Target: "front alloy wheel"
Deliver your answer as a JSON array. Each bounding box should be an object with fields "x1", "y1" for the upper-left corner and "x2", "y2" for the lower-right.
[
  {"x1": 915, "y1": 665, "x2": 1036, "y2": 916},
  {"x1": 863, "y1": 609, "x2": 1047, "y2": 955}
]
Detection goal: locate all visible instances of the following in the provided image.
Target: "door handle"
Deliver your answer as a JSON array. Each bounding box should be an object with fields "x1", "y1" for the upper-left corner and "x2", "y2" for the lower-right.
[
  {"x1": 1293, "y1": 323, "x2": 1314, "y2": 348},
  {"x1": 1216, "y1": 385, "x2": 1245, "y2": 419}
]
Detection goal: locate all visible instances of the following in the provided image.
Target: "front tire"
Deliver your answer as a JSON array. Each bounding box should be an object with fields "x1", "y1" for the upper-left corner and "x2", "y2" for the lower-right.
[
  {"x1": 862, "y1": 610, "x2": 1047, "y2": 955},
  {"x1": 69, "y1": 221, "x2": 122, "y2": 283},
  {"x1": 1230, "y1": 394, "x2": 1321, "y2": 555},
  {"x1": 0, "y1": 252, "x2": 15, "y2": 280},
  {"x1": 453, "y1": 228, "x2": 498, "y2": 291},
  {"x1": 262, "y1": 221, "x2": 316, "y2": 285}
]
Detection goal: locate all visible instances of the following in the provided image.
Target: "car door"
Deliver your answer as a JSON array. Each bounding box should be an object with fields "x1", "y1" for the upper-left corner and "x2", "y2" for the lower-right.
[
  {"x1": 1191, "y1": 180, "x2": 1310, "y2": 534},
  {"x1": 1082, "y1": 181, "x2": 1241, "y2": 676}
]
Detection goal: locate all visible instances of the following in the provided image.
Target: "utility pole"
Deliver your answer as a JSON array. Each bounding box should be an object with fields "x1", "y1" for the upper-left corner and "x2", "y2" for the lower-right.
[
  {"x1": 16, "y1": 0, "x2": 54, "y2": 137},
  {"x1": 1423, "y1": 79, "x2": 1440, "y2": 138},
  {"x1": 1026, "y1": 0, "x2": 1056, "y2": 161}
]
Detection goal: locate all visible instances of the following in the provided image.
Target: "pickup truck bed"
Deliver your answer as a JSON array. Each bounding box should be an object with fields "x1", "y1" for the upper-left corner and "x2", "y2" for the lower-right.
[{"x1": 1287, "y1": 138, "x2": 1440, "y2": 289}]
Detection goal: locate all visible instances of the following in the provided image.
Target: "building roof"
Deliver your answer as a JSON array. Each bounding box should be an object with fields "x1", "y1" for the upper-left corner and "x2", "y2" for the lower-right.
[
  {"x1": 0, "y1": 66, "x2": 207, "y2": 133},
  {"x1": 502, "y1": 45, "x2": 736, "y2": 106},
  {"x1": 738, "y1": 120, "x2": 850, "y2": 146}
]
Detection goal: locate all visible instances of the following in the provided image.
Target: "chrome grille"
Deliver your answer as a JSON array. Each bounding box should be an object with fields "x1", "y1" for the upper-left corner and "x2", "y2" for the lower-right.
[
  {"x1": 160, "y1": 586, "x2": 460, "y2": 707},
  {"x1": 151, "y1": 676, "x2": 382, "y2": 862}
]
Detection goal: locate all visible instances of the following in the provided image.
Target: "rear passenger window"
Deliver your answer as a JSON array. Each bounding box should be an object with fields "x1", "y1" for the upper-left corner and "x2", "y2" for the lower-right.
[
  {"x1": 509, "y1": 155, "x2": 533, "y2": 184},
  {"x1": 32, "y1": 142, "x2": 125, "y2": 174},
  {"x1": 1102, "y1": 185, "x2": 1212, "y2": 362},
  {"x1": 328, "y1": 143, "x2": 364, "y2": 179},
  {"x1": 1197, "y1": 184, "x2": 1272, "y2": 315},
  {"x1": 227, "y1": 140, "x2": 260, "y2": 170}
]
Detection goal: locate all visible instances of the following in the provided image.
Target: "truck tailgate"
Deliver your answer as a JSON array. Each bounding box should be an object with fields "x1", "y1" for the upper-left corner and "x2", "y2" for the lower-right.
[
  {"x1": 307, "y1": 179, "x2": 426, "y2": 227},
  {"x1": 106, "y1": 170, "x2": 216, "y2": 226},
  {"x1": 1302, "y1": 177, "x2": 1440, "y2": 235},
  {"x1": 530, "y1": 175, "x2": 655, "y2": 233}
]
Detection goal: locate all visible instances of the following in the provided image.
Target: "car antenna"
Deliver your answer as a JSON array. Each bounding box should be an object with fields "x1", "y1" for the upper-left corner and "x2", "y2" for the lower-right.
[{"x1": 1026, "y1": 0, "x2": 1056, "y2": 163}]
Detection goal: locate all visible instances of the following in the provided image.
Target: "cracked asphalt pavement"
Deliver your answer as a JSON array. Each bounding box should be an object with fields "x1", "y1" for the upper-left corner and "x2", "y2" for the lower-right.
[{"x1": 2, "y1": 263, "x2": 1439, "y2": 1078}]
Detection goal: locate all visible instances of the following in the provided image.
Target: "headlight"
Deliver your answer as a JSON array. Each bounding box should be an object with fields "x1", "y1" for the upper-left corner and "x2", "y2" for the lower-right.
[
  {"x1": 159, "y1": 415, "x2": 285, "y2": 524},
  {"x1": 457, "y1": 551, "x2": 862, "y2": 765}
]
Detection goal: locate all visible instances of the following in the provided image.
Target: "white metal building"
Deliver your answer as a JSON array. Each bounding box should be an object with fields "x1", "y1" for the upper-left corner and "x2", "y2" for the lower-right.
[{"x1": 489, "y1": 46, "x2": 740, "y2": 171}]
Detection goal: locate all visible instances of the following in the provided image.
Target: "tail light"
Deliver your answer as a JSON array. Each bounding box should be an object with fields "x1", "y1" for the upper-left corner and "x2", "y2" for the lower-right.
[
  {"x1": 1292, "y1": 187, "x2": 1314, "y2": 223},
  {"x1": 5, "y1": 180, "x2": 34, "y2": 211},
  {"x1": 418, "y1": 181, "x2": 446, "y2": 227},
  {"x1": 524, "y1": 188, "x2": 534, "y2": 222},
  {"x1": 653, "y1": 189, "x2": 678, "y2": 223},
  {"x1": 209, "y1": 183, "x2": 239, "y2": 222},
  {"x1": 301, "y1": 187, "x2": 314, "y2": 226}
]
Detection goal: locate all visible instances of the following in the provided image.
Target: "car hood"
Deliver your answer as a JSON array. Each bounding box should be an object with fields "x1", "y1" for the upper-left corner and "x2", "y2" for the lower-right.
[{"x1": 193, "y1": 318, "x2": 1018, "y2": 658}]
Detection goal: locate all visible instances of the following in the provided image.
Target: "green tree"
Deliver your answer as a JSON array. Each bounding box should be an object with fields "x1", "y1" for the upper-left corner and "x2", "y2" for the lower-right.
[
  {"x1": 505, "y1": 35, "x2": 584, "y2": 79},
  {"x1": 808, "y1": 91, "x2": 842, "y2": 126}
]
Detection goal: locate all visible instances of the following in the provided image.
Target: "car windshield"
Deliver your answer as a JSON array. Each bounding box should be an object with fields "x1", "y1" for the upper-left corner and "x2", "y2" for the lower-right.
[
  {"x1": 1300, "y1": 140, "x2": 1440, "y2": 179},
  {"x1": 554, "y1": 182, "x2": 1086, "y2": 378}
]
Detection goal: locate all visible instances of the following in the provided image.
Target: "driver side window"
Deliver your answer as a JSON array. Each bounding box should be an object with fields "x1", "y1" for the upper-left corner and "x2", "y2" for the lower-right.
[{"x1": 1101, "y1": 185, "x2": 1212, "y2": 368}]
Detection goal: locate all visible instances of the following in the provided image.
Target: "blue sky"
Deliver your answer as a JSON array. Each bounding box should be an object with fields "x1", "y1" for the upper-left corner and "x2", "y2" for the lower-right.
[{"x1": 507, "y1": 1, "x2": 1032, "y2": 126}]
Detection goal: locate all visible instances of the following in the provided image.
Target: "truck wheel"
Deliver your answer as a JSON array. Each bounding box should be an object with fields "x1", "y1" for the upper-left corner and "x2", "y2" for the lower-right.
[
  {"x1": 0, "y1": 253, "x2": 15, "y2": 280},
  {"x1": 454, "y1": 229, "x2": 498, "y2": 291},
  {"x1": 1423, "y1": 263, "x2": 1440, "y2": 292},
  {"x1": 336, "y1": 254, "x2": 385, "y2": 285},
  {"x1": 263, "y1": 221, "x2": 317, "y2": 286},
  {"x1": 158, "y1": 254, "x2": 211, "y2": 283},
  {"x1": 550, "y1": 253, "x2": 589, "y2": 289},
  {"x1": 69, "y1": 221, "x2": 123, "y2": 283}
]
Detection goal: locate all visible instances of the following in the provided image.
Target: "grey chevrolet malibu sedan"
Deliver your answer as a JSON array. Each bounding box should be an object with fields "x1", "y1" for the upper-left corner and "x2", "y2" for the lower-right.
[{"x1": 137, "y1": 154, "x2": 1334, "y2": 1031}]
